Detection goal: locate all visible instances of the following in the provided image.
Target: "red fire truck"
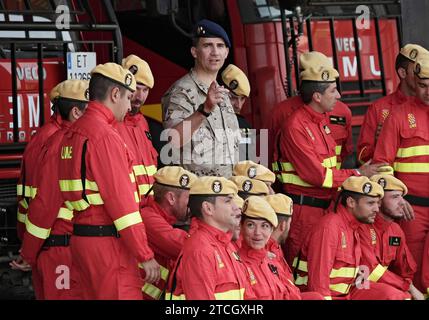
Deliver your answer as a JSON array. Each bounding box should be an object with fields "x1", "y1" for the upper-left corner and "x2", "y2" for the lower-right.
[{"x1": 0, "y1": 0, "x2": 402, "y2": 298}]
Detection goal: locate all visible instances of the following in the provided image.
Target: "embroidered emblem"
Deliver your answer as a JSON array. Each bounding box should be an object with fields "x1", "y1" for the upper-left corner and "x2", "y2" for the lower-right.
[
  {"x1": 324, "y1": 125, "x2": 331, "y2": 135},
  {"x1": 321, "y1": 70, "x2": 330, "y2": 81},
  {"x1": 212, "y1": 180, "x2": 222, "y2": 193},
  {"x1": 305, "y1": 127, "x2": 315, "y2": 141},
  {"x1": 179, "y1": 174, "x2": 190, "y2": 188},
  {"x1": 381, "y1": 109, "x2": 390, "y2": 121},
  {"x1": 247, "y1": 266, "x2": 257, "y2": 285},
  {"x1": 248, "y1": 166, "x2": 257, "y2": 178},
  {"x1": 370, "y1": 228, "x2": 377, "y2": 246},
  {"x1": 408, "y1": 113, "x2": 417, "y2": 128},
  {"x1": 341, "y1": 232, "x2": 347, "y2": 249},
  {"x1": 377, "y1": 178, "x2": 386, "y2": 189},
  {"x1": 362, "y1": 183, "x2": 372, "y2": 195},
  {"x1": 242, "y1": 180, "x2": 253, "y2": 192},
  {"x1": 214, "y1": 250, "x2": 224, "y2": 268}
]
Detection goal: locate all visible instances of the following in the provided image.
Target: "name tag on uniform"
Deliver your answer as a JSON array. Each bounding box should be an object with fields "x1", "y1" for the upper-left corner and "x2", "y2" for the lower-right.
[
  {"x1": 240, "y1": 137, "x2": 251, "y2": 144},
  {"x1": 389, "y1": 236, "x2": 401, "y2": 246},
  {"x1": 330, "y1": 116, "x2": 346, "y2": 126}
]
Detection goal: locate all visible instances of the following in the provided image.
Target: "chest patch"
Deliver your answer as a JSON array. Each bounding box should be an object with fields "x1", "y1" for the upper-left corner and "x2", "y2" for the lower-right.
[
  {"x1": 408, "y1": 113, "x2": 417, "y2": 129},
  {"x1": 389, "y1": 236, "x2": 401, "y2": 247},
  {"x1": 329, "y1": 116, "x2": 346, "y2": 126}
]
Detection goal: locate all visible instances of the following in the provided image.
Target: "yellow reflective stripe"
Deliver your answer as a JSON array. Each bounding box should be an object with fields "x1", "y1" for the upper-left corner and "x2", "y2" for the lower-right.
[
  {"x1": 280, "y1": 162, "x2": 295, "y2": 172},
  {"x1": 393, "y1": 162, "x2": 429, "y2": 173},
  {"x1": 19, "y1": 199, "x2": 29, "y2": 209},
  {"x1": 133, "y1": 165, "x2": 157, "y2": 177},
  {"x1": 330, "y1": 267, "x2": 358, "y2": 278},
  {"x1": 322, "y1": 156, "x2": 337, "y2": 168},
  {"x1": 336, "y1": 162, "x2": 342, "y2": 169},
  {"x1": 142, "y1": 283, "x2": 163, "y2": 300},
  {"x1": 166, "y1": 292, "x2": 186, "y2": 300},
  {"x1": 17, "y1": 211, "x2": 27, "y2": 223},
  {"x1": 396, "y1": 145, "x2": 429, "y2": 158},
  {"x1": 293, "y1": 258, "x2": 308, "y2": 272},
  {"x1": 139, "y1": 184, "x2": 153, "y2": 196},
  {"x1": 114, "y1": 211, "x2": 142, "y2": 232},
  {"x1": 272, "y1": 162, "x2": 279, "y2": 172},
  {"x1": 322, "y1": 168, "x2": 333, "y2": 188},
  {"x1": 324, "y1": 296, "x2": 333, "y2": 300},
  {"x1": 368, "y1": 264, "x2": 387, "y2": 282},
  {"x1": 59, "y1": 179, "x2": 99, "y2": 192},
  {"x1": 130, "y1": 173, "x2": 136, "y2": 183},
  {"x1": 281, "y1": 173, "x2": 312, "y2": 187},
  {"x1": 294, "y1": 275, "x2": 308, "y2": 285},
  {"x1": 64, "y1": 193, "x2": 104, "y2": 211},
  {"x1": 160, "y1": 265, "x2": 169, "y2": 281},
  {"x1": 57, "y1": 207, "x2": 74, "y2": 221},
  {"x1": 25, "y1": 217, "x2": 51, "y2": 240},
  {"x1": 335, "y1": 145, "x2": 342, "y2": 156},
  {"x1": 30, "y1": 187, "x2": 37, "y2": 199},
  {"x1": 24, "y1": 186, "x2": 32, "y2": 196},
  {"x1": 214, "y1": 288, "x2": 245, "y2": 300},
  {"x1": 329, "y1": 283, "x2": 351, "y2": 294},
  {"x1": 134, "y1": 191, "x2": 140, "y2": 203},
  {"x1": 17, "y1": 184, "x2": 23, "y2": 196}
]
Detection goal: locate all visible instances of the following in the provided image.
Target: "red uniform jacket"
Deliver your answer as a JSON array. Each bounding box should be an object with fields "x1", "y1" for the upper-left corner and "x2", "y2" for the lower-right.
[
  {"x1": 114, "y1": 113, "x2": 158, "y2": 207},
  {"x1": 21, "y1": 121, "x2": 73, "y2": 265},
  {"x1": 17, "y1": 113, "x2": 63, "y2": 239},
  {"x1": 166, "y1": 219, "x2": 252, "y2": 300},
  {"x1": 278, "y1": 104, "x2": 358, "y2": 199},
  {"x1": 357, "y1": 87, "x2": 408, "y2": 164},
  {"x1": 270, "y1": 97, "x2": 352, "y2": 175},
  {"x1": 140, "y1": 201, "x2": 188, "y2": 299},
  {"x1": 358, "y1": 215, "x2": 416, "y2": 291},
  {"x1": 298, "y1": 205, "x2": 363, "y2": 300},
  {"x1": 239, "y1": 241, "x2": 301, "y2": 300},
  {"x1": 58, "y1": 101, "x2": 154, "y2": 262},
  {"x1": 373, "y1": 97, "x2": 429, "y2": 198}
]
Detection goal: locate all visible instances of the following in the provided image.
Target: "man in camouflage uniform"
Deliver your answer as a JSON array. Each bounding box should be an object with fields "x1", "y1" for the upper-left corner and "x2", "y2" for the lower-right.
[{"x1": 161, "y1": 19, "x2": 240, "y2": 177}]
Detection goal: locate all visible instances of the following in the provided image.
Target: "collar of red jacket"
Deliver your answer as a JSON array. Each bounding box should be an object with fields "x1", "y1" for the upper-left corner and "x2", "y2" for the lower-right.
[
  {"x1": 60, "y1": 119, "x2": 72, "y2": 130},
  {"x1": 85, "y1": 101, "x2": 116, "y2": 125},
  {"x1": 393, "y1": 85, "x2": 409, "y2": 105},
  {"x1": 193, "y1": 218, "x2": 233, "y2": 245},
  {"x1": 150, "y1": 200, "x2": 178, "y2": 226},
  {"x1": 239, "y1": 240, "x2": 267, "y2": 262},
  {"x1": 266, "y1": 237, "x2": 281, "y2": 252},
  {"x1": 337, "y1": 204, "x2": 363, "y2": 230},
  {"x1": 124, "y1": 112, "x2": 144, "y2": 126},
  {"x1": 374, "y1": 213, "x2": 392, "y2": 231},
  {"x1": 302, "y1": 103, "x2": 329, "y2": 124},
  {"x1": 410, "y1": 96, "x2": 429, "y2": 111},
  {"x1": 51, "y1": 111, "x2": 64, "y2": 127}
]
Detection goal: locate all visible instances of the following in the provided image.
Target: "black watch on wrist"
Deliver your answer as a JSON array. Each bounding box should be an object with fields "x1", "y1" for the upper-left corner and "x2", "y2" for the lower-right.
[{"x1": 197, "y1": 104, "x2": 211, "y2": 117}]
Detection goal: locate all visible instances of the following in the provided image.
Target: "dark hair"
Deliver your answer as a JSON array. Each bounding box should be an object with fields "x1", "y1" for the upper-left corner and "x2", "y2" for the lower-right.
[
  {"x1": 192, "y1": 37, "x2": 200, "y2": 47},
  {"x1": 334, "y1": 191, "x2": 364, "y2": 212},
  {"x1": 54, "y1": 98, "x2": 87, "y2": 120},
  {"x1": 188, "y1": 195, "x2": 216, "y2": 218},
  {"x1": 89, "y1": 73, "x2": 128, "y2": 101},
  {"x1": 395, "y1": 53, "x2": 412, "y2": 75},
  {"x1": 276, "y1": 214, "x2": 291, "y2": 224},
  {"x1": 238, "y1": 191, "x2": 252, "y2": 200},
  {"x1": 153, "y1": 182, "x2": 182, "y2": 203},
  {"x1": 300, "y1": 81, "x2": 332, "y2": 104}
]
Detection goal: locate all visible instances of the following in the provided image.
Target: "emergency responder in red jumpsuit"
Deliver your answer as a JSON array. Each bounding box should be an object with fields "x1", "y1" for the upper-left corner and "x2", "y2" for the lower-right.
[
  {"x1": 140, "y1": 166, "x2": 197, "y2": 300},
  {"x1": 373, "y1": 54, "x2": 429, "y2": 296},
  {"x1": 166, "y1": 176, "x2": 255, "y2": 300},
  {"x1": 268, "y1": 51, "x2": 353, "y2": 177},
  {"x1": 358, "y1": 174, "x2": 424, "y2": 299},
  {"x1": 357, "y1": 44, "x2": 429, "y2": 164},
  {"x1": 16, "y1": 83, "x2": 66, "y2": 239},
  {"x1": 115, "y1": 54, "x2": 158, "y2": 207},
  {"x1": 56, "y1": 63, "x2": 160, "y2": 300},
  {"x1": 233, "y1": 160, "x2": 276, "y2": 194},
  {"x1": 296, "y1": 176, "x2": 411, "y2": 300},
  {"x1": 229, "y1": 175, "x2": 269, "y2": 199},
  {"x1": 11, "y1": 80, "x2": 89, "y2": 300},
  {"x1": 277, "y1": 62, "x2": 387, "y2": 267}
]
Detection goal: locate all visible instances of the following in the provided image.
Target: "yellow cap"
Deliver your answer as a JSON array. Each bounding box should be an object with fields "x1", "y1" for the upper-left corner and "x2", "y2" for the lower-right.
[
  {"x1": 122, "y1": 54, "x2": 154, "y2": 88},
  {"x1": 370, "y1": 174, "x2": 408, "y2": 196},
  {"x1": 232, "y1": 194, "x2": 244, "y2": 209},
  {"x1": 400, "y1": 44, "x2": 428, "y2": 62},
  {"x1": 229, "y1": 176, "x2": 269, "y2": 196},
  {"x1": 300, "y1": 65, "x2": 339, "y2": 82},
  {"x1": 49, "y1": 79, "x2": 89, "y2": 103},
  {"x1": 242, "y1": 196, "x2": 278, "y2": 228},
  {"x1": 377, "y1": 166, "x2": 394, "y2": 175},
  {"x1": 414, "y1": 55, "x2": 429, "y2": 79},
  {"x1": 341, "y1": 176, "x2": 384, "y2": 198},
  {"x1": 233, "y1": 160, "x2": 275, "y2": 184},
  {"x1": 190, "y1": 176, "x2": 238, "y2": 196},
  {"x1": 91, "y1": 62, "x2": 136, "y2": 92},
  {"x1": 265, "y1": 194, "x2": 293, "y2": 217},
  {"x1": 154, "y1": 166, "x2": 197, "y2": 190},
  {"x1": 299, "y1": 51, "x2": 332, "y2": 70},
  {"x1": 221, "y1": 64, "x2": 250, "y2": 97}
]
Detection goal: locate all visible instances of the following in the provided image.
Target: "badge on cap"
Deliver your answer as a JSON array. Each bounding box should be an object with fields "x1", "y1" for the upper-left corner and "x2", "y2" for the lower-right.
[
  {"x1": 378, "y1": 178, "x2": 386, "y2": 189},
  {"x1": 362, "y1": 182, "x2": 373, "y2": 194},
  {"x1": 321, "y1": 70, "x2": 330, "y2": 81},
  {"x1": 243, "y1": 180, "x2": 253, "y2": 192},
  {"x1": 129, "y1": 65, "x2": 138, "y2": 75},
  {"x1": 415, "y1": 63, "x2": 421, "y2": 75},
  {"x1": 180, "y1": 174, "x2": 190, "y2": 188},
  {"x1": 212, "y1": 180, "x2": 222, "y2": 193},
  {"x1": 248, "y1": 167, "x2": 257, "y2": 178},
  {"x1": 125, "y1": 73, "x2": 133, "y2": 87},
  {"x1": 85, "y1": 88, "x2": 90, "y2": 101},
  {"x1": 242, "y1": 200, "x2": 248, "y2": 213},
  {"x1": 410, "y1": 49, "x2": 418, "y2": 60},
  {"x1": 229, "y1": 80, "x2": 239, "y2": 90},
  {"x1": 197, "y1": 26, "x2": 205, "y2": 35}
]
